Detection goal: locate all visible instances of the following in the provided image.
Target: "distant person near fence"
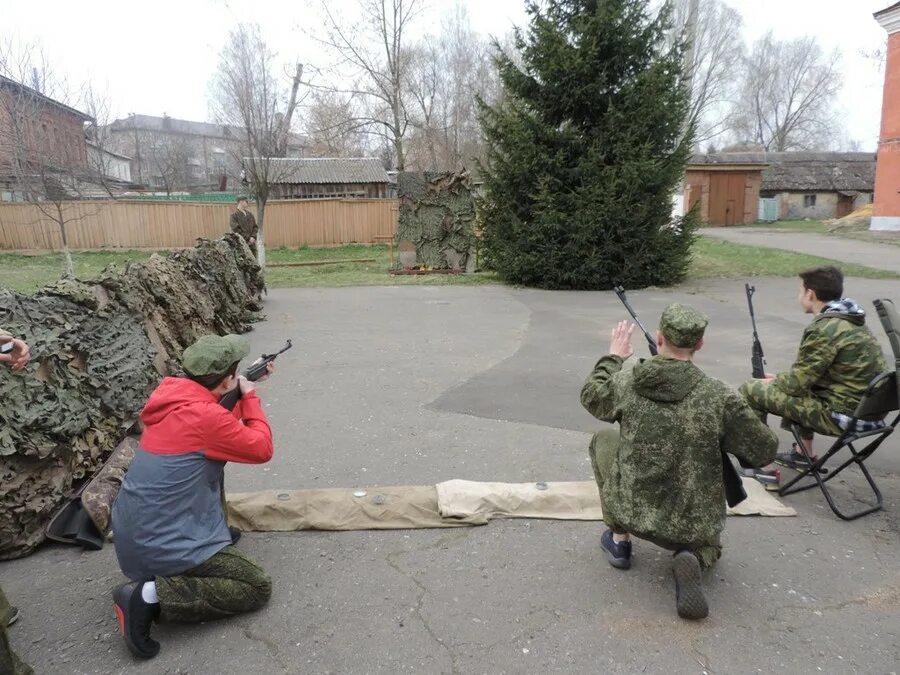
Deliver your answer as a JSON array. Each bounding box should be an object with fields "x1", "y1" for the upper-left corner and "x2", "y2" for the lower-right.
[{"x1": 229, "y1": 197, "x2": 258, "y2": 258}]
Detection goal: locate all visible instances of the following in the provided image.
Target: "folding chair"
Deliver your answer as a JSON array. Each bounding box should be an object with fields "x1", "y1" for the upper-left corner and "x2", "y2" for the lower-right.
[{"x1": 778, "y1": 298, "x2": 900, "y2": 520}]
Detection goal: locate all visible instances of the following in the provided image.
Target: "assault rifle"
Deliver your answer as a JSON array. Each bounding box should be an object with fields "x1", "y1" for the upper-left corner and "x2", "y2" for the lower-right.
[
  {"x1": 220, "y1": 339, "x2": 293, "y2": 411},
  {"x1": 613, "y1": 288, "x2": 747, "y2": 507},
  {"x1": 745, "y1": 284, "x2": 766, "y2": 379},
  {"x1": 614, "y1": 287, "x2": 658, "y2": 356}
]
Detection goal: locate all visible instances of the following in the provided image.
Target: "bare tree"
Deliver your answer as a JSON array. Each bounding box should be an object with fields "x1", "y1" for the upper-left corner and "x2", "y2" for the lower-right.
[
  {"x1": 303, "y1": 90, "x2": 368, "y2": 157},
  {"x1": 404, "y1": 2, "x2": 501, "y2": 171},
  {"x1": 0, "y1": 39, "x2": 100, "y2": 277},
  {"x1": 729, "y1": 33, "x2": 843, "y2": 151},
  {"x1": 668, "y1": 0, "x2": 745, "y2": 146},
  {"x1": 211, "y1": 24, "x2": 304, "y2": 267},
  {"x1": 314, "y1": 0, "x2": 422, "y2": 170},
  {"x1": 82, "y1": 83, "x2": 122, "y2": 195},
  {"x1": 144, "y1": 133, "x2": 193, "y2": 195}
]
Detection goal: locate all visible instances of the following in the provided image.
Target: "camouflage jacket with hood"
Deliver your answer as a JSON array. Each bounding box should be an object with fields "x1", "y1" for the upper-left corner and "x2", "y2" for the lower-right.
[
  {"x1": 775, "y1": 299, "x2": 888, "y2": 415},
  {"x1": 582, "y1": 355, "x2": 778, "y2": 546}
]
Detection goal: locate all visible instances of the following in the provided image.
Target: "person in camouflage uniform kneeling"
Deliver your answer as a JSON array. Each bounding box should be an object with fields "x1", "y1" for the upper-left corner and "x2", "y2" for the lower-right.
[
  {"x1": 739, "y1": 266, "x2": 887, "y2": 472},
  {"x1": 581, "y1": 304, "x2": 777, "y2": 620},
  {"x1": 111, "y1": 335, "x2": 275, "y2": 659}
]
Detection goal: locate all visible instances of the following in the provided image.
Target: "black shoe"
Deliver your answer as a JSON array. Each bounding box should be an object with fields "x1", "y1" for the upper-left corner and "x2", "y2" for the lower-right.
[
  {"x1": 600, "y1": 529, "x2": 632, "y2": 570},
  {"x1": 113, "y1": 582, "x2": 161, "y2": 659},
  {"x1": 672, "y1": 551, "x2": 708, "y2": 620},
  {"x1": 775, "y1": 446, "x2": 828, "y2": 474},
  {"x1": 229, "y1": 526, "x2": 242, "y2": 545},
  {"x1": 7, "y1": 606, "x2": 19, "y2": 627}
]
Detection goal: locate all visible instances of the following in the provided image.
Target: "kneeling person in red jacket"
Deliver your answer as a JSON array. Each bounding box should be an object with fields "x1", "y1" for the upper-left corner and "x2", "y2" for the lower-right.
[{"x1": 111, "y1": 334, "x2": 275, "y2": 659}]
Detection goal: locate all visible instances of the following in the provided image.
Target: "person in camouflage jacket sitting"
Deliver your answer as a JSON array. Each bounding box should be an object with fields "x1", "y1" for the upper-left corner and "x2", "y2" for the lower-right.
[
  {"x1": 740, "y1": 266, "x2": 888, "y2": 472},
  {"x1": 581, "y1": 304, "x2": 777, "y2": 620}
]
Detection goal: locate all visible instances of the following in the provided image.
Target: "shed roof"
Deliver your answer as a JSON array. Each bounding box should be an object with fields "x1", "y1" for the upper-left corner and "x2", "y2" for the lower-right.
[
  {"x1": 690, "y1": 152, "x2": 876, "y2": 192},
  {"x1": 265, "y1": 158, "x2": 391, "y2": 184}
]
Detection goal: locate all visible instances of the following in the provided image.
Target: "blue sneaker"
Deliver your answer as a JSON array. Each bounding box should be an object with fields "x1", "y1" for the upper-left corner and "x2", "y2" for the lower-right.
[{"x1": 600, "y1": 529, "x2": 632, "y2": 569}]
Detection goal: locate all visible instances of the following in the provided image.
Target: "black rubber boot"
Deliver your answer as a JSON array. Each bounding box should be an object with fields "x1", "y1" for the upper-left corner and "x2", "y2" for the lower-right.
[{"x1": 113, "y1": 582, "x2": 161, "y2": 659}]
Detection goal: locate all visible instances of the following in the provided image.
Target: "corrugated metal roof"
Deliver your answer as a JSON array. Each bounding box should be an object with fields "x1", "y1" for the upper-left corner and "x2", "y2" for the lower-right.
[
  {"x1": 875, "y1": 1, "x2": 900, "y2": 19},
  {"x1": 263, "y1": 158, "x2": 391, "y2": 184},
  {"x1": 691, "y1": 152, "x2": 876, "y2": 192}
]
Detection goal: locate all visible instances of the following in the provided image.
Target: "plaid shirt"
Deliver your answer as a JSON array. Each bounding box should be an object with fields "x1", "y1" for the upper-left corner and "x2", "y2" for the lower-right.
[{"x1": 831, "y1": 411, "x2": 886, "y2": 434}]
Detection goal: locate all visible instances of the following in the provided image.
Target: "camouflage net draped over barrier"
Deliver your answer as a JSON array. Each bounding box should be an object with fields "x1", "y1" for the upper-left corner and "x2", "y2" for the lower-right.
[
  {"x1": 0, "y1": 234, "x2": 264, "y2": 559},
  {"x1": 396, "y1": 171, "x2": 478, "y2": 270}
]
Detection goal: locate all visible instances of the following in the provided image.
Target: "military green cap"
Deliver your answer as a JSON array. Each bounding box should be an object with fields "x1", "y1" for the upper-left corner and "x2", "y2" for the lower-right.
[
  {"x1": 182, "y1": 334, "x2": 250, "y2": 376},
  {"x1": 659, "y1": 303, "x2": 708, "y2": 348}
]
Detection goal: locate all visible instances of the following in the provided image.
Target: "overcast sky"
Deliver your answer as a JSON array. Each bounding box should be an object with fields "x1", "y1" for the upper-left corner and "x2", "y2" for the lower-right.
[{"x1": 0, "y1": 0, "x2": 891, "y2": 149}]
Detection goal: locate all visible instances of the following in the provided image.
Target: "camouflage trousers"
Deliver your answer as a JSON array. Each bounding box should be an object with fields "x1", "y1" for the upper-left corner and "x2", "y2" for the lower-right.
[
  {"x1": 588, "y1": 433, "x2": 722, "y2": 569},
  {"x1": 739, "y1": 380, "x2": 841, "y2": 442},
  {"x1": 156, "y1": 546, "x2": 271, "y2": 624},
  {"x1": 0, "y1": 584, "x2": 33, "y2": 675}
]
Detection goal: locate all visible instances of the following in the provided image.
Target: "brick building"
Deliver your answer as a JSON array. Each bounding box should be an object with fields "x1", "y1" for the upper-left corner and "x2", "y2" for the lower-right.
[
  {"x1": 0, "y1": 74, "x2": 92, "y2": 200},
  {"x1": 873, "y1": 2, "x2": 900, "y2": 230}
]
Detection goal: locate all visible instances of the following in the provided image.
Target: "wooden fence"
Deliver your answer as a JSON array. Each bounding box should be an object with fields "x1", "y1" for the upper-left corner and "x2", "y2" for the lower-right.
[{"x1": 0, "y1": 198, "x2": 399, "y2": 251}]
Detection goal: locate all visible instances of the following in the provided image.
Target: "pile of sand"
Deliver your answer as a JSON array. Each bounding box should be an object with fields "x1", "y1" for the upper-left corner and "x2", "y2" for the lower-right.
[{"x1": 827, "y1": 203, "x2": 873, "y2": 232}]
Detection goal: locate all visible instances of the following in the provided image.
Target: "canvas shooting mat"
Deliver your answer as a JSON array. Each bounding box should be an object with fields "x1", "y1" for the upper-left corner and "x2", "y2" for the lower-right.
[{"x1": 226, "y1": 477, "x2": 794, "y2": 532}]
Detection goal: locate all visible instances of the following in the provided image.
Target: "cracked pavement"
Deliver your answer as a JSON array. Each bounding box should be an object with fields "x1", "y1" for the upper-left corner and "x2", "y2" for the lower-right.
[{"x1": 4, "y1": 279, "x2": 900, "y2": 673}]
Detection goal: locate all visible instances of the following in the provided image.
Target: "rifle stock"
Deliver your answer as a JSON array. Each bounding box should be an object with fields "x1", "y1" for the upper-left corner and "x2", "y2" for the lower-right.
[{"x1": 613, "y1": 287, "x2": 747, "y2": 508}]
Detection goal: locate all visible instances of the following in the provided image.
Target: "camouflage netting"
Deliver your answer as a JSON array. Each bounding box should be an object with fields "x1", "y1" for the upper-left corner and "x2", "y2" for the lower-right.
[
  {"x1": 0, "y1": 233, "x2": 264, "y2": 559},
  {"x1": 396, "y1": 171, "x2": 478, "y2": 270}
]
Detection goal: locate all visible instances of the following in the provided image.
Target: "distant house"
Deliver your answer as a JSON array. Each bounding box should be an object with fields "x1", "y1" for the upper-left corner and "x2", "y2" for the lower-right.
[
  {"x1": 87, "y1": 141, "x2": 132, "y2": 183},
  {"x1": 0, "y1": 74, "x2": 93, "y2": 201},
  {"x1": 688, "y1": 152, "x2": 876, "y2": 223},
  {"x1": 105, "y1": 114, "x2": 307, "y2": 193},
  {"x1": 266, "y1": 158, "x2": 391, "y2": 199},
  {"x1": 759, "y1": 152, "x2": 875, "y2": 220}
]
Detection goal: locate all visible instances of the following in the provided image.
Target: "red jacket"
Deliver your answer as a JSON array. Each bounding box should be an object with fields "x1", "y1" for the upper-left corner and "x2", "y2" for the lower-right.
[{"x1": 140, "y1": 377, "x2": 274, "y2": 463}]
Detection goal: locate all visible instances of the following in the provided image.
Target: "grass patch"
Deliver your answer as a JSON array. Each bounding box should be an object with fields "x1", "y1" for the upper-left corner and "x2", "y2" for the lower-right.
[
  {"x1": 2, "y1": 238, "x2": 893, "y2": 293},
  {"x1": 0, "y1": 245, "x2": 498, "y2": 293},
  {"x1": 265, "y1": 245, "x2": 499, "y2": 288},
  {"x1": 689, "y1": 237, "x2": 899, "y2": 280},
  {"x1": 0, "y1": 250, "x2": 161, "y2": 292},
  {"x1": 747, "y1": 219, "x2": 829, "y2": 232}
]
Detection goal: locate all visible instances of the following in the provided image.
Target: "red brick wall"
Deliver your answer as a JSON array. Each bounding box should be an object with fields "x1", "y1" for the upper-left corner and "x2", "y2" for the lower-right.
[
  {"x1": 0, "y1": 89, "x2": 87, "y2": 171},
  {"x1": 874, "y1": 31, "x2": 900, "y2": 222}
]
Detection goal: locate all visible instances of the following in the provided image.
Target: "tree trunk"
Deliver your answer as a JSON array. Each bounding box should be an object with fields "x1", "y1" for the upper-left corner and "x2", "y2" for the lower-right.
[
  {"x1": 256, "y1": 199, "x2": 267, "y2": 269},
  {"x1": 56, "y1": 203, "x2": 74, "y2": 278}
]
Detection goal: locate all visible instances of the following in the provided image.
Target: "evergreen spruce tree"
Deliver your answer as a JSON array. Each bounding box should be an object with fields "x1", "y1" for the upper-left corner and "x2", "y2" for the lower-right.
[{"x1": 477, "y1": 0, "x2": 698, "y2": 289}]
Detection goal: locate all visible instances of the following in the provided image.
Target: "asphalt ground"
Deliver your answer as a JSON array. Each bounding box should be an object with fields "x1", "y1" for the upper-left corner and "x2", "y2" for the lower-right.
[{"x1": 4, "y1": 275, "x2": 900, "y2": 674}]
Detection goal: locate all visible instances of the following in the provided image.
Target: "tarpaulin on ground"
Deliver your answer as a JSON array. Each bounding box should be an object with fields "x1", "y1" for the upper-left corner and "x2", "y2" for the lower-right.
[
  {"x1": 0, "y1": 234, "x2": 263, "y2": 559},
  {"x1": 225, "y1": 478, "x2": 794, "y2": 533}
]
